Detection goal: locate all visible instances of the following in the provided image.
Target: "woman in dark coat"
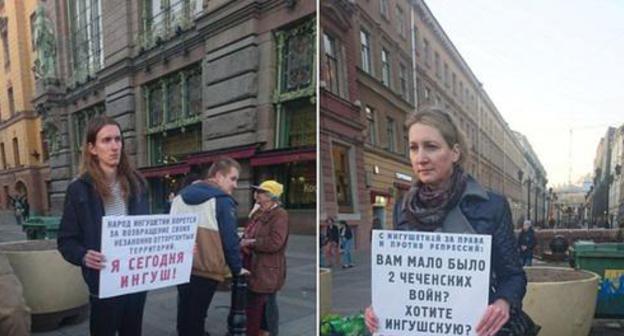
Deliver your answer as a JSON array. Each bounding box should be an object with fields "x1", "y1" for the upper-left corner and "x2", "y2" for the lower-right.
[{"x1": 364, "y1": 107, "x2": 527, "y2": 336}]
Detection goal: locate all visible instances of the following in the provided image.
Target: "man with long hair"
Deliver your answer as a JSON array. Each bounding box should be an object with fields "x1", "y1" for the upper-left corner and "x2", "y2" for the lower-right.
[
  {"x1": 58, "y1": 115, "x2": 149, "y2": 335},
  {"x1": 170, "y1": 158, "x2": 249, "y2": 336}
]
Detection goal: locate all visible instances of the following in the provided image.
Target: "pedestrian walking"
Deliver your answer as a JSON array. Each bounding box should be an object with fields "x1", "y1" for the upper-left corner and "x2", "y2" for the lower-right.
[
  {"x1": 170, "y1": 157, "x2": 249, "y2": 336},
  {"x1": 339, "y1": 221, "x2": 354, "y2": 268},
  {"x1": 241, "y1": 180, "x2": 289, "y2": 336},
  {"x1": 57, "y1": 115, "x2": 149, "y2": 336},
  {"x1": 324, "y1": 217, "x2": 340, "y2": 267},
  {"x1": 518, "y1": 220, "x2": 536, "y2": 266}
]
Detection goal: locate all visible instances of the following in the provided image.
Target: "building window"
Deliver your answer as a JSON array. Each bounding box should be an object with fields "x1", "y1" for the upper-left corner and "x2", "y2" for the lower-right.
[
  {"x1": 379, "y1": 0, "x2": 389, "y2": 19},
  {"x1": 444, "y1": 62, "x2": 449, "y2": 87},
  {"x1": 0, "y1": 143, "x2": 5, "y2": 169},
  {"x1": 413, "y1": 26, "x2": 419, "y2": 55},
  {"x1": 12, "y1": 137, "x2": 19, "y2": 167},
  {"x1": 399, "y1": 63, "x2": 407, "y2": 98},
  {"x1": 7, "y1": 88, "x2": 14, "y2": 117},
  {"x1": 424, "y1": 86, "x2": 431, "y2": 102},
  {"x1": 360, "y1": 30, "x2": 371, "y2": 74},
  {"x1": 1, "y1": 20, "x2": 9, "y2": 68},
  {"x1": 366, "y1": 106, "x2": 377, "y2": 145},
  {"x1": 145, "y1": 64, "x2": 202, "y2": 129},
  {"x1": 30, "y1": 13, "x2": 36, "y2": 51},
  {"x1": 381, "y1": 48, "x2": 390, "y2": 87},
  {"x1": 459, "y1": 81, "x2": 464, "y2": 101},
  {"x1": 277, "y1": 19, "x2": 315, "y2": 95},
  {"x1": 396, "y1": 6, "x2": 405, "y2": 37},
  {"x1": 280, "y1": 99, "x2": 315, "y2": 148},
  {"x1": 424, "y1": 39, "x2": 430, "y2": 67},
  {"x1": 275, "y1": 18, "x2": 315, "y2": 149},
  {"x1": 332, "y1": 143, "x2": 354, "y2": 213},
  {"x1": 142, "y1": 0, "x2": 202, "y2": 49},
  {"x1": 434, "y1": 52, "x2": 440, "y2": 78},
  {"x1": 257, "y1": 162, "x2": 315, "y2": 210},
  {"x1": 71, "y1": 104, "x2": 105, "y2": 163},
  {"x1": 387, "y1": 117, "x2": 396, "y2": 152},
  {"x1": 322, "y1": 33, "x2": 341, "y2": 96},
  {"x1": 404, "y1": 127, "x2": 409, "y2": 155},
  {"x1": 41, "y1": 131, "x2": 49, "y2": 162},
  {"x1": 143, "y1": 64, "x2": 203, "y2": 165},
  {"x1": 68, "y1": 0, "x2": 103, "y2": 83},
  {"x1": 148, "y1": 124, "x2": 201, "y2": 166},
  {"x1": 452, "y1": 72, "x2": 457, "y2": 94}
]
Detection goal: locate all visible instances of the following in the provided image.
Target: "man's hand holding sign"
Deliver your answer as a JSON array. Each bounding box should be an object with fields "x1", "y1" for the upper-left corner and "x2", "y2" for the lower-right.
[{"x1": 99, "y1": 214, "x2": 198, "y2": 298}]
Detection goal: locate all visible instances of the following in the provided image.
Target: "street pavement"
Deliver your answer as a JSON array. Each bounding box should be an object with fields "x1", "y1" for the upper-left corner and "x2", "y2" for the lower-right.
[
  {"x1": 327, "y1": 246, "x2": 624, "y2": 336},
  {"x1": 0, "y1": 212, "x2": 317, "y2": 336}
]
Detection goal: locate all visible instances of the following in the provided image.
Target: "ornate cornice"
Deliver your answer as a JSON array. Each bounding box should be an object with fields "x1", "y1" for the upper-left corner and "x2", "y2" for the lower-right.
[{"x1": 321, "y1": 0, "x2": 356, "y2": 31}]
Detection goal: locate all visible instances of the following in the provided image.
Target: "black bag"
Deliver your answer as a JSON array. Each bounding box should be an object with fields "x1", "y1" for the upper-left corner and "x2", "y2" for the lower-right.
[{"x1": 497, "y1": 307, "x2": 541, "y2": 336}]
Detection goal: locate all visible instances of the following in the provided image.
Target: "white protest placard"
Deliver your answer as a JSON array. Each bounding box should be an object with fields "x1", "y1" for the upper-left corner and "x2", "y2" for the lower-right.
[
  {"x1": 99, "y1": 214, "x2": 198, "y2": 298},
  {"x1": 372, "y1": 230, "x2": 491, "y2": 336}
]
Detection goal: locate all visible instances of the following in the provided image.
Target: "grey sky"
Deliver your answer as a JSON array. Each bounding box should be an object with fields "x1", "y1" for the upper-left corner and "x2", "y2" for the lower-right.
[{"x1": 425, "y1": 0, "x2": 624, "y2": 187}]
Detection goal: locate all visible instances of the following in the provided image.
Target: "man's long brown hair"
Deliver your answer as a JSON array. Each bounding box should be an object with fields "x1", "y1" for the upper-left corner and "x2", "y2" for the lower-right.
[{"x1": 79, "y1": 115, "x2": 145, "y2": 202}]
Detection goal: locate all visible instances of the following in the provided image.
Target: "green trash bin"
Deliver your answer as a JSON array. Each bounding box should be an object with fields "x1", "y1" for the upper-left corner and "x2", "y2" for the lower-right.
[
  {"x1": 573, "y1": 242, "x2": 624, "y2": 318},
  {"x1": 22, "y1": 216, "x2": 60, "y2": 240}
]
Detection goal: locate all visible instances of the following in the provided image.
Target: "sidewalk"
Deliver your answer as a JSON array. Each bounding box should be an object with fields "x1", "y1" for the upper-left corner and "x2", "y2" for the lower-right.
[
  {"x1": 0, "y1": 217, "x2": 316, "y2": 336},
  {"x1": 328, "y1": 248, "x2": 624, "y2": 336}
]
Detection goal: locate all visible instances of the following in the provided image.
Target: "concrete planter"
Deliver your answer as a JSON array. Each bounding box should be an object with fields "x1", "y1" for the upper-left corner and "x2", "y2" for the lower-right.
[
  {"x1": 320, "y1": 267, "x2": 332, "y2": 317},
  {"x1": 0, "y1": 240, "x2": 89, "y2": 331},
  {"x1": 523, "y1": 266, "x2": 599, "y2": 336}
]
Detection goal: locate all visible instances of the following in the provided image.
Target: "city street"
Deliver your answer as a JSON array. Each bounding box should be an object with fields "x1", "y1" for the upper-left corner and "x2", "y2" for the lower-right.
[
  {"x1": 327, "y1": 247, "x2": 624, "y2": 336},
  {"x1": 0, "y1": 212, "x2": 316, "y2": 336}
]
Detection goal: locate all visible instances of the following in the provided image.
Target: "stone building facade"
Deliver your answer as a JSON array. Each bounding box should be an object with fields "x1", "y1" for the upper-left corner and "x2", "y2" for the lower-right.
[
  {"x1": 0, "y1": 0, "x2": 50, "y2": 216},
  {"x1": 319, "y1": 0, "x2": 371, "y2": 245},
  {"x1": 35, "y1": 0, "x2": 316, "y2": 233},
  {"x1": 354, "y1": 0, "x2": 415, "y2": 249}
]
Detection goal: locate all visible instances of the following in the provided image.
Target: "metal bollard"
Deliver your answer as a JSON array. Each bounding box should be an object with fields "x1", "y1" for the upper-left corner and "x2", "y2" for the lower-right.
[{"x1": 227, "y1": 275, "x2": 247, "y2": 336}]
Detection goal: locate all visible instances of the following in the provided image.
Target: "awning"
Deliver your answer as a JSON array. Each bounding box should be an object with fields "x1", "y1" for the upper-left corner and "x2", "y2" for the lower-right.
[
  {"x1": 140, "y1": 164, "x2": 190, "y2": 178},
  {"x1": 250, "y1": 147, "x2": 316, "y2": 167},
  {"x1": 186, "y1": 145, "x2": 258, "y2": 166}
]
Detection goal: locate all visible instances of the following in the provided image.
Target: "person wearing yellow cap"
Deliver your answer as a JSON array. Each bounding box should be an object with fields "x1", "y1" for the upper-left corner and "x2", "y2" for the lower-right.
[{"x1": 241, "y1": 180, "x2": 289, "y2": 336}]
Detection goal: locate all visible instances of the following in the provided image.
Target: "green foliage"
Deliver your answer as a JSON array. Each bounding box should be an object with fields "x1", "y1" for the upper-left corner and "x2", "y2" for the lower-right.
[{"x1": 320, "y1": 313, "x2": 368, "y2": 336}]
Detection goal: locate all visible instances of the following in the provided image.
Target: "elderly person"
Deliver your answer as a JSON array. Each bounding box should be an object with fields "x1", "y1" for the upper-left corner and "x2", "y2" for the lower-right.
[
  {"x1": 518, "y1": 220, "x2": 536, "y2": 266},
  {"x1": 241, "y1": 180, "x2": 289, "y2": 336},
  {"x1": 365, "y1": 107, "x2": 529, "y2": 336}
]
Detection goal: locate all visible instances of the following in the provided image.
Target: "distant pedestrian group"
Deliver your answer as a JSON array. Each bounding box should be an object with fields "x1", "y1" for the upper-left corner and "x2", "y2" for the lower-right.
[{"x1": 321, "y1": 217, "x2": 354, "y2": 269}]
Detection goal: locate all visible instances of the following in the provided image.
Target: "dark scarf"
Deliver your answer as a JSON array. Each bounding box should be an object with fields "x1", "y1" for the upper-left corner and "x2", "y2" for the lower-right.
[{"x1": 402, "y1": 166, "x2": 468, "y2": 232}]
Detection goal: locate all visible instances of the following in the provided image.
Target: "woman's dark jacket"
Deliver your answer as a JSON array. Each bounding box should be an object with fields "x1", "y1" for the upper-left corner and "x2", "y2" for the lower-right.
[
  {"x1": 396, "y1": 176, "x2": 527, "y2": 310},
  {"x1": 57, "y1": 175, "x2": 149, "y2": 295},
  {"x1": 518, "y1": 228, "x2": 536, "y2": 256}
]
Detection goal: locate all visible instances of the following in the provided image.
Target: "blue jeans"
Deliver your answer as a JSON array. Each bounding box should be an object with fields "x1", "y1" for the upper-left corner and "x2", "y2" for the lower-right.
[
  {"x1": 341, "y1": 238, "x2": 354, "y2": 266},
  {"x1": 522, "y1": 253, "x2": 533, "y2": 266}
]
